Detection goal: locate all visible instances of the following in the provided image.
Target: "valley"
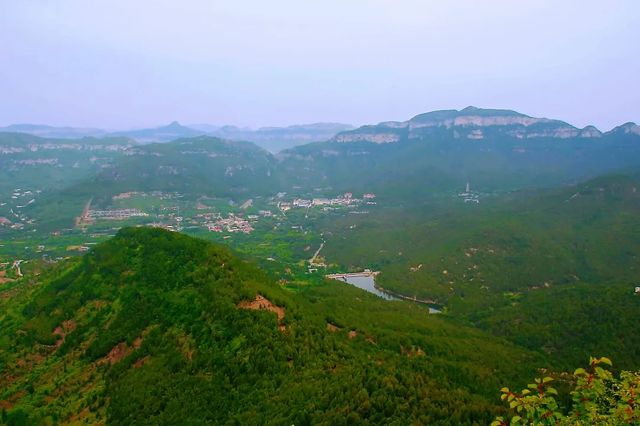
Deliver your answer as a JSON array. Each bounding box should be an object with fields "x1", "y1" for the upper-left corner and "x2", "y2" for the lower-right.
[
  {"x1": 4, "y1": 2, "x2": 640, "y2": 422},
  {"x1": 1, "y1": 107, "x2": 640, "y2": 424}
]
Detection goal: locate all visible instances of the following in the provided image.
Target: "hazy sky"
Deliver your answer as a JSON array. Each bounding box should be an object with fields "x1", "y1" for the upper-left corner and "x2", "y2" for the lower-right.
[{"x1": 1, "y1": 1, "x2": 638, "y2": 130}]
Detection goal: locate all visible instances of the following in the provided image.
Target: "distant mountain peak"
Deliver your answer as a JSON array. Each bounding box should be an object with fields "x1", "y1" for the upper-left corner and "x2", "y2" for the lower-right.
[
  {"x1": 333, "y1": 107, "x2": 603, "y2": 144},
  {"x1": 578, "y1": 125, "x2": 602, "y2": 138},
  {"x1": 607, "y1": 122, "x2": 640, "y2": 136},
  {"x1": 106, "y1": 121, "x2": 204, "y2": 143}
]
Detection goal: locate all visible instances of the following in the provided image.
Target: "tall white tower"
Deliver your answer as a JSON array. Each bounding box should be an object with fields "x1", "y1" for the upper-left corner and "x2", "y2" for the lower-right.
[{"x1": 466, "y1": 182, "x2": 470, "y2": 193}]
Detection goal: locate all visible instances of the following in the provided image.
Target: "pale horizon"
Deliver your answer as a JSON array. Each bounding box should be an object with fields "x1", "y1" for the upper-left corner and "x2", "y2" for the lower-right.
[{"x1": 1, "y1": 0, "x2": 639, "y2": 130}]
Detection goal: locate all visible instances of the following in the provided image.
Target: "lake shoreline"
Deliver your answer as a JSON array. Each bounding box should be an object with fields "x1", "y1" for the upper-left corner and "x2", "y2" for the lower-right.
[{"x1": 326, "y1": 271, "x2": 443, "y2": 313}]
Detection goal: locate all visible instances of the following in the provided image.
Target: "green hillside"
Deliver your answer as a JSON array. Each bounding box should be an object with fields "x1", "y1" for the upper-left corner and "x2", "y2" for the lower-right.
[
  {"x1": 0, "y1": 228, "x2": 543, "y2": 425},
  {"x1": 2, "y1": 110, "x2": 640, "y2": 424},
  {"x1": 0, "y1": 133, "x2": 131, "y2": 194},
  {"x1": 317, "y1": 173, "x2": 640, "y2": 369},
  {"x1": 14, "y1": 108, "x2": 640, "y2": 232},
  {"x1": 18, "y1": 136, "x2": 284, "y2": 231},
  {"x1": 280, "y1": 131, "x2": 640, "y2": 199},
  {"x1": 276, "y1": 108, "x2": 640, "y2": 198},
  {"x1": 70, "y1": 136, "x2": 283, "y2": 202}
]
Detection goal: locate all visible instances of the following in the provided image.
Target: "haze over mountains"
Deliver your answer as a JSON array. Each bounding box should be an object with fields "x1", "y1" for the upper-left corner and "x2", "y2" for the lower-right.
[
  {"x1": 204, "y1": 122, "x2": 355, "y2": 152},
  {"x1": 3, "y1": 106, "x2": 638, "y2": 153},
  {"x1": 2, "y1": 106, "x2": 639, "y2": 235},
  {"x1": 2, "y1": 106, "x2": 640, "y2": 424},
  {"x1": 0, "y1": 121, "x2": 354, "y2": 152},
  {"x1": 2, "y1": 106, "x2": 640, "y2": 200},
  {"x1": 3, "y1": 1, "x2": 640, "y2": 422},
  {"x1": 278, "y1": 107, "x2": 640, "y2": 197},
  {"x1": 0, "y1": 124, "x2": 108, "y2": 139},
  {"x1": 331, "y1": 106, "x2": 638, "y2": 144}
]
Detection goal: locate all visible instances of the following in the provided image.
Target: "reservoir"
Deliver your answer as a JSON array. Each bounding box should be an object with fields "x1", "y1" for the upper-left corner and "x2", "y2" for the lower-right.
[
  {"x1": 336, "y1": 274, "x2": 399, "y2": 301},
  {"x1": 328, "y1": 272, "x2": 442, "y2": 313}
]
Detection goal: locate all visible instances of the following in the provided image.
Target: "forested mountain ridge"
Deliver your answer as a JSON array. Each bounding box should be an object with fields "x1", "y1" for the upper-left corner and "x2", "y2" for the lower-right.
[
  {"x1": 317, "y1": 172, "x2": 640, "y2": 370},
  {"x1": 17, "y1": 135, "x2": 284, "y2": 231},
  {"x1": 2, "y1": 112, "x2": 640, "y2": 423},
  {"x1": 0, "y1": 227, "x2": 546, "y2": 424},
  {"x1": 0, "y1": 132, "x2": 133, "y2": 194},
  {"x1": 84, "y1": 136, "x2": 282, "y2": 199},
  {"x1": 280, "y1": 108, "x2": 640, "y2": 196},
  {"x1": 4, "y1": 107, "x2": 640, "y2": 203},
  {"x1": 322, "y1": 172, "x2": 640, "y2": 303},
  {"x1": 7, "y1": 106, "x2": 640, "y2": 232}
]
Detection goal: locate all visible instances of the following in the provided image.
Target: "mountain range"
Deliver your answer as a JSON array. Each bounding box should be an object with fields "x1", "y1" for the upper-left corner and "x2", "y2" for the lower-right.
[
  {"x1": 331, "y1": 106, "x2": 638, "y2": 143},
  {"x1": 0, "y1": 121, "x2": 354, "y2": 152},
  {"x1": 2, "y1": 107, "x2": 640, "y2": 424},
  {"x1": 3, "y1": 107, "x2": 639, "y2": 152},
  {"x1": 278, "y1": 107, "x2": 640, "y2": 198},
  {"x1": 3, "y1": 106, "x2": 640, "y2": 229}
]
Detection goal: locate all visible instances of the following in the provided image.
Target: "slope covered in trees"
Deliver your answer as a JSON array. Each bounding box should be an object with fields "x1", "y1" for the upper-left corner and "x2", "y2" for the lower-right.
[
  {"x1": 1, "y1": 228, "x2": 542, "y2": 424},
  {"x1": 19, "y1": 136, "x2": 284, "y2": 231},
  {"x1": 0, "y1": 132, "x2": 131, "y2": 194},
  {"x1": 279, "y1": 109, "x2": 640, "y2": 198},
  {"x1": 318, "y1": 173, "x2": 640, "y2": 370},
  {"x1": 66, "y1": 136, "x2": 284, "y2": 204}
]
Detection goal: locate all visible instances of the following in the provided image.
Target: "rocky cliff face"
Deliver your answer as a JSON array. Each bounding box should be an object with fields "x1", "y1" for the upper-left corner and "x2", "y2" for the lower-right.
[
  {"x1": 607, "y1": 122, "x2": 640, "y2": 136},
  {"x1": 333, "y1": 106, "x2": 605, "y2": 143},
  {"x1": 333, "y1": 126, "x2": 403, "y2": 143},
  {"x1": 579, "y1": 125, "x2": 603, "y2": 138}
]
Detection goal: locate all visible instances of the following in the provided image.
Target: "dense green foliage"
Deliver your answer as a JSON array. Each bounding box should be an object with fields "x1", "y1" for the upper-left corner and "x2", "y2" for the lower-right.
[
  {"x1": 493, "y1": 357, "x2": 640, "y2": 425},
  {"x1": 0, "y1": 133, "x2": 130, "y2": 194},
  {"x1": 472, "y1": 282, "x2": 640, "y2": 371},
  {"x1": 317, "y1": 174, "x2": 640, "y2": 370},
  {"x1": 68, "y1": 136, "x2": 283, "y2": 205},
  {"x1": 1, "y1": 228, "x2": 543, "y2": 424},
  {"x1": 323, "y1": 174, "x2": 640, "y2": 300},
  {"x1": 13, "y1": 136, "x2": 285, "y2": 230},
  {"x1": 2, "y1": 109, "x2": 640, "y2": 423},
  {"x1": 280, "y1": 128, "x2": 640, "y2": 198}
]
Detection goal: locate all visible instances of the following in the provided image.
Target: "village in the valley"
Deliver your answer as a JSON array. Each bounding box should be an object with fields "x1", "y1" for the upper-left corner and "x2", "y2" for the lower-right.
[
  {"x1": 76, "y1": 190, "x2": 377, "y2": 236},
  {"x1": 0, "y1": 188, "x2": 378, "y2": 278},
  {"x1": 277, "y1": 192, "x2": 377, "y2": 213}
]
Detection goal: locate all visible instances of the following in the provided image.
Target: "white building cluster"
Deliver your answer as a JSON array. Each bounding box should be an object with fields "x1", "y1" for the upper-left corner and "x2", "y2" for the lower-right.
[
  {"x1": 281, "y1": 192, "x2": 375, "y2": 213},
  {"x1": 88, "y1": 209, "x2": 148, "y2": 219},
  {"x1": 207, "y1": 214, "x2": 254, "y2": 234}
]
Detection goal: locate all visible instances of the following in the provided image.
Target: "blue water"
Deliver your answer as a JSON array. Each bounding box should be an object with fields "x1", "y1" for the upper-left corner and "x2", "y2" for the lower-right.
[
  {"x1": 340, "y1": 274, "x2": 441, "y2": 313},
  {"x1": 340, "y1": 275, "x2": 399, "y2": 301}
]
